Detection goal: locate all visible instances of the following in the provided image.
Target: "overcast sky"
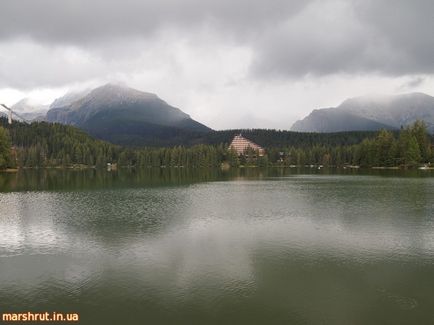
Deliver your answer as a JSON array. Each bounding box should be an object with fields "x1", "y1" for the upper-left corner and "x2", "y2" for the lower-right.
[{"x1": 0, "y1": 0, "x2": 433, "y2": 129}]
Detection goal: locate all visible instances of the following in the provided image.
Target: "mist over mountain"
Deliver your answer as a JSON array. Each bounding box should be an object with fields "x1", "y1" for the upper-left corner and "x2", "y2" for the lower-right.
[
  {"x1": 45, "y1": 84, "x2": 211, "y2": 146},
  {"x1": 49, "y1": 89, "x2": 91, "y2": 109},
  {"x1": 11, "y1": 86, "x2": 434, "y2": 148},
  {"x1": 291, "y1": 93, "x2": 434, "y2": 133},
  {"x1": 11, "y1": 98, "x2": 49, "y2": 121}
]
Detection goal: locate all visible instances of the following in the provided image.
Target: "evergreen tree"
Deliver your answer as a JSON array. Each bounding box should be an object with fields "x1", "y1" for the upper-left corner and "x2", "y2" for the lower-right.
[
  {"x1": 376, "y1": 129, "x2": 396, "y2": 166},
  {"x1": 398, "y1": 129, "x2": 421, "y2": 166},
  {"x1": 409, "y1": 120, "x2": 430, "y2": 162},
  {"x1": 1, "y1": 118, "x2": 432, "y2": 169},
  {"x1": 0, "y1": 127, "x2": 11, "y2": 169}
]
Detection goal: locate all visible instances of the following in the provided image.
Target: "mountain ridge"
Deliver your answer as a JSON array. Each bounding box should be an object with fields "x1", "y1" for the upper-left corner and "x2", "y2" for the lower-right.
[
  {"x1": 11, "y1": 98, "x2": 49, "y2": 121},
  {"x1": 45, "y1": 84, "x2": 211, "y2": 146},
  {"x1": 291, "y1": 92, "x2": 434, "y2": 133}
]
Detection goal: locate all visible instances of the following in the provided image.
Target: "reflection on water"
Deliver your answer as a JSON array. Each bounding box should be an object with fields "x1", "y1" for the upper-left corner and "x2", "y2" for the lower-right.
[
  {"x1": 1, "y1": 168, "x2": 434, "y2": 324},
  {"x1": 1, "y1": 167, "x2": 433, "y2": 193}
]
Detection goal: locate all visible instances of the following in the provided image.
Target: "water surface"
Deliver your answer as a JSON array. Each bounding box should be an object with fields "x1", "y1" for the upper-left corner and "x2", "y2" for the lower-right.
[{"x1": 1, "y1": 168, "x2": 434, "y2": 324}]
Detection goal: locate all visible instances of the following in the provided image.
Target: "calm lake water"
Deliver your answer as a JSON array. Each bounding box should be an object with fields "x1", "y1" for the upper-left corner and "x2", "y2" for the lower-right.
[{"x1": 1, "y1": 168, "x2": 434, "y2": 324}]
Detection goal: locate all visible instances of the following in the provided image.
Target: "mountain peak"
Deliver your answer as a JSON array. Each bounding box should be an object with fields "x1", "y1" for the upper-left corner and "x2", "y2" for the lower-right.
[
  {"x1": 9, "y1": 98, "x2": 49, "y2": 121},
  {"x1": 340, "y1": 92, "x2": 434, "y2": 108},
  {"x1": 291, "y1": 92, "x2": 434, "y2": 133},
  {"x1": 50, "y1": 89, "x2": 91, "y2": 109},
  {"x1": 84, "y1": 83, "x2": 158, "y2": 106},
  {"x1": 93, "y1": 83, "x2": 131, "y2": 94},
  {"x1": 12, "y1": 98, "x2": 48, "y2": 112},
  {"x1": 94, "y1": 83, "x2": 156, "y2": 97},
  {"x1": 46, "y1": 84, "x2": 211, "y2": 146}
]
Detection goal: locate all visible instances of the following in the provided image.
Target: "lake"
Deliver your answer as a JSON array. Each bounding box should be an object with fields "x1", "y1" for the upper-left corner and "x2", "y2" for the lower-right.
[{"x1": 1, "y1": 168, "x2": 434, "y2": 324}]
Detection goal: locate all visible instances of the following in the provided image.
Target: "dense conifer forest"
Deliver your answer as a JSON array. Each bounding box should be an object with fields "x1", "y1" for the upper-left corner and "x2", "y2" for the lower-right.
[
  {"x1": 198, "y1": 129, "x2": 381, "y2": 148},
  {"x1": 0, "y1": 118, "x2": 433, "y2": 169}
]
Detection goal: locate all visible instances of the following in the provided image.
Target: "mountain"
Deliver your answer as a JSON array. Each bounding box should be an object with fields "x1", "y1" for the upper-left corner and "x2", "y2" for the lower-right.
[
  {"x1": 291, "y1": 109, "x2": 396, "y2": 133},
  {"x1": 46, "y1": 84, "x2": 211, "y2": 146},
  {"x1": 11, "y1": 98, "x2": 49, "y2": 121},
  {"x1": 49, "y1": 89, "x2": 91, "y2": 109},
  {"x1": 291, "y1": 92, "x2": 434, "y2": 133}
]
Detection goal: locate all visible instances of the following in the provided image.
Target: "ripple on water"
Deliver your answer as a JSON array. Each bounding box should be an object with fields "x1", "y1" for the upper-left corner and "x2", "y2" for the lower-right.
[{"x1": 1, "y1": 173, "x2": 434, "y2": 324}]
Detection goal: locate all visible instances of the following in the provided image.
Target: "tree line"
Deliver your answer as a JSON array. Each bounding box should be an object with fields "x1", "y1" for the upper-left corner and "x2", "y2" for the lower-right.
[
  {"x1": 0, "y1": 118, "x2": 228, "y2": 169},
  {"x1": 0, "y1": 118, "x2": 432, "y2": 169},
  {"x1": 199, "y1": 128, "x2": 382, "y2": 148},
  {"x1": 267, "y1": 121, "x2": 433, "y2": 167}
]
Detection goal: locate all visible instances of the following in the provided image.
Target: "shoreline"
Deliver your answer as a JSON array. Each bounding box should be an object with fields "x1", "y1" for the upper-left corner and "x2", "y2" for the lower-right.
[{"x1": 2, "y1": 164, "x2": 434, "y2": 172}]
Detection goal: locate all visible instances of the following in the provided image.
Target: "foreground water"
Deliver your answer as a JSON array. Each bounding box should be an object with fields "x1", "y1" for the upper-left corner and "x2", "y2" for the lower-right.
[{"x1": 1, "y1": 168, "x2": 434, "y2": 324}]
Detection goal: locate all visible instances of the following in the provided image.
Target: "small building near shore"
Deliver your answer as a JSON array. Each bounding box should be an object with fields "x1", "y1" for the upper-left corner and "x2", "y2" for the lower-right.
[{"x1": 229, "y1": 134, "x2": 265, "y2": 156}]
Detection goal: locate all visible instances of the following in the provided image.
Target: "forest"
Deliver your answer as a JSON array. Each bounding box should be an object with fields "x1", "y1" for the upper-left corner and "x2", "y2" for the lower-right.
[{"x1": 0, "y1": 118, "x2": 432, "y2": 169}]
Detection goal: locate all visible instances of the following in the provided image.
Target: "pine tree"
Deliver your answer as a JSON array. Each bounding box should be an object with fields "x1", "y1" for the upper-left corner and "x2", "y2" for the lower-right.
[
  {"x1": 0, "y1": 127, "x2": 11, "y2": 169},
  {"x1": 376, "y1": 129, "x2": 396, "y2": 166},
  {"x1": 399, "y1": 129, "x2": 421, "y2": 166},
  {"x1": 410, "y1": 120, "x2": 430, "y2": 162}
]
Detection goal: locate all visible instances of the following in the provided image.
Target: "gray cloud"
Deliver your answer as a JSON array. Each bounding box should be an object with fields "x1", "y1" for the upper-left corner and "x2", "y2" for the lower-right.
[
  {"x1": 0, "y1": 0, "x2": 433, "y2": 83},
  {"x1": 252, "y1": 0, "x2": 434, "y2": 77},
  {"x1": 1, "y1": 0, "x2": 434, "y2": 129},
  {"x1": 397, "y1": 76, "x2": 427, "y2": 92},
  {"x1": 0, "y1": 0, "x2": 308, "y2": 44}
]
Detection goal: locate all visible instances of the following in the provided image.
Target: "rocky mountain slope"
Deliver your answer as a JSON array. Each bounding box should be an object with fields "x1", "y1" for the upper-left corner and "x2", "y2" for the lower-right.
[
  {"x1": 11, "y1": 98, "x2": 49, "y2": 121},
  {"x1": 291, "y1": 93, "x2": 434, "y2": 133},
  {"x1": 46, "y1": 84, "x2": 211, "y2": 146}
]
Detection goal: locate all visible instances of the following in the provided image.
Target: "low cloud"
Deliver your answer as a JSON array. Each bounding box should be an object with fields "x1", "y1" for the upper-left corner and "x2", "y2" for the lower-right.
[
  {"x1": 0, "y1": 0, "x2": 433, "y2": 128},
  {"x1": 251, "y1": 0, "x2": 434, "y2": 78},
  {"x1": 1, "y1": 0, "x2": 433, "y2": 82}
]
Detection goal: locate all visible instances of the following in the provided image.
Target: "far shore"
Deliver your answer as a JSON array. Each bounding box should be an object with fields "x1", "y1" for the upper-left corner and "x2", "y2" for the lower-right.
[{"x1": 2, "y1": 164, "x2": 434, "y2": 173}]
